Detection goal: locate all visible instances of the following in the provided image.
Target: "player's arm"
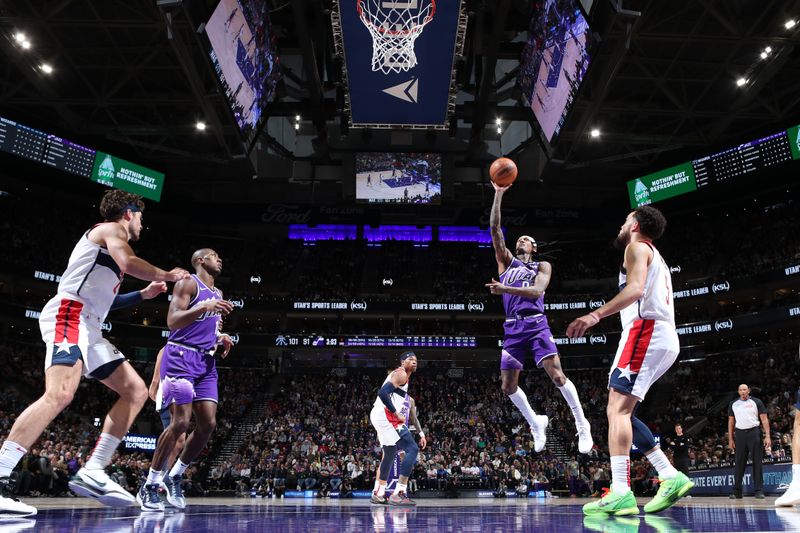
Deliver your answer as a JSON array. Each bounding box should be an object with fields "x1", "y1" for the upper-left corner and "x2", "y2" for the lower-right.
[
  {"x1": 377, "y1": 369, "x2": 408, "y2": 414},
  {"x1": 148, "y1": 348, "x2": 165, "y2": 401},
  {"x1": 489, "y1": 182, "x2": 513, "y2": 273},
  {"x1": 110, "y1": 281, "x2": 168, "y2": 311},
  {"x1": 166, "y1": 277, "x2": 233, "y2": 331},
  {"x1": 214, "y1": 290, "x2": 236, "y2": 359},
  {"x1": 758, "y1": 400, "x2": 771, "y2": 450},
  {"x1": 727, "y1": 408, "x2": 736, "y2": 451},
  {"x1": 100, "y1": 224, "x2": 189, "y2": 283},
  {"x1": 408, "y1": 397, "x2": 427, "y2": 449},
  {"x1": 487, "y1": 261, "x2": 552, "y2": 299},
  {"x1": 567, "y1": 242, "x2": 652, "y2": 338}
]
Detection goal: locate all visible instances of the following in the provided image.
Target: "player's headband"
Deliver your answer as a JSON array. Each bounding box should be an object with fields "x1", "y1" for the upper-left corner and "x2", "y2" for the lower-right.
[
  {"x1": 125, "y1": 204, "x2": 142, "y2": 213},
  {"x1": 519, "y1": 235, "x2": 536, "y2": 246},
  {"x1": 400, "y1": 351, "x2": 416, "y2": 362}
]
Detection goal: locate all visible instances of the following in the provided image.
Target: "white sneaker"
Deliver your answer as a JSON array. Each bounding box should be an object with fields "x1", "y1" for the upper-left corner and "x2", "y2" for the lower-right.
[
  {"x1": 531, "y1": 415, "x2": 549, "y2": 453},
  {"x1": 776, "y1": 483, "x2": 800, "y2": 507},
  {"x1": 577, "y1": 422, "x2": 594, "y2": 454},
  {"x1": 136, "y1": 482, "x2": 165, "y2": 513},
  {"x1": 0, "y1": 477, "x2": 36, "y2": 518},
  {"x1": 68, "y1": 468, "x2": 136, "y2": 507},
  {"x1": 162, "y1": 475, "x2": 186, "y2": 510}
]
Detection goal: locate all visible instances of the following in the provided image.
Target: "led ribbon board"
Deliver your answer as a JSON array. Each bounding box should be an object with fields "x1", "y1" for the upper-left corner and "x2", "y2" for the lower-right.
[{"x1": 333, "y1": 0, "x2": 466, "y2": 128}]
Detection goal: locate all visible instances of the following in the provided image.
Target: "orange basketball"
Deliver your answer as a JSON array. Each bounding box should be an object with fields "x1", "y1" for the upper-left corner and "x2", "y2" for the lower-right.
[{"x1": 490, "y1": 157, "x2": 518, "y2": 186}]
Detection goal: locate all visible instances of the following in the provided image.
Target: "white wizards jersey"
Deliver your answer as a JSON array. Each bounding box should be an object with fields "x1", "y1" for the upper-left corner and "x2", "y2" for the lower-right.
[
  {"x1": 373, "y1": 372, "x2": 411, "y2": 428},
  {"x1": 618, "y1": 242, "x2": 675, "y2": 329},
  {"x1": 54, "y1": 228, "x2": 123, "y2": 320}
]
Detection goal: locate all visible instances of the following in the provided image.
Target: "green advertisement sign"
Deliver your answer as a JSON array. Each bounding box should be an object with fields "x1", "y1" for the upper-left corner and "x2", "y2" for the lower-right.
[
  {"x1": 91, "y1": 152, "x2": 164, "y2": 201},
  {"x1": 627, "y1": 161, "x2": 697, "y2": 208},
  {"x1": 788, "y1": 124, "x2": 800, "y2": 161}
]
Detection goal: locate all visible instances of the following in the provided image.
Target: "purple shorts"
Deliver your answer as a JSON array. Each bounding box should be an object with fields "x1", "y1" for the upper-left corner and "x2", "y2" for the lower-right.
[
  {"x1": 500, "y1": 314, "x2": 559, "y2": 370},
  {"x1": 160, "y1": 343, "x2": 218, "y2": 406}
]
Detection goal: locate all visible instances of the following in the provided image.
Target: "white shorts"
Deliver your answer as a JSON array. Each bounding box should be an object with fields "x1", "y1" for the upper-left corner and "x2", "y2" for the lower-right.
[
  {"x1": 39, "y1": 295, "x2": 125, "y2": 379},
  {"x1": 608, "y1": 318, "x2": 679, "y2": 401},
  {"x1": 370, "y1": 405, "x2": 403, "y2": 447}
]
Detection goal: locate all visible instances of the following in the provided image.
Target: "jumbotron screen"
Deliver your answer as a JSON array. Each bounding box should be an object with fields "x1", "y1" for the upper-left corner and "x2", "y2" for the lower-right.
[
  {"x1": 517, "y1": 0, "x2": 593, "y2": 143},
  {"x1": 355, "y1": 153, "x2": 442, "y2": 205},
  {"x1": 205, "y1": 0, "x2": 281, "y2": 144}
]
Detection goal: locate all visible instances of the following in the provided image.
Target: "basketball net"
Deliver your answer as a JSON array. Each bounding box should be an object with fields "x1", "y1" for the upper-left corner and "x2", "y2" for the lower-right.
[{"x1": 357, "y1": 0, "x2": 436, "y2": 74}]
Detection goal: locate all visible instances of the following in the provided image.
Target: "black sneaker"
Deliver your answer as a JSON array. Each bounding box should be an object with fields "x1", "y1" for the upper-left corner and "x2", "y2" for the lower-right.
[
  {"x1": 754, "y1": 491, "x2": 765, "y2": 499},
  {"x1": 729, "y1": 492, "x2": 742, "y2": 499}
]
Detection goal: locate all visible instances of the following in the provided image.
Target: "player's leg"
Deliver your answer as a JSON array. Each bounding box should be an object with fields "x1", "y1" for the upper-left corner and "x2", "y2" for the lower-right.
[
  {"x1": 159, "y1": 407, "x2": 187, "y2": 508},
  {"x1": 502, "y1": 328, "x2": 549, "y2": 451},
  {"x1": 540, "y1": 353, "x2": 592, "y2": 452},
  {"x1": 372, "y1": 446, "x2": 397, "y2": 504},
  {"x1": 389, "y1": 429, "x2": 418, "y2": 506},
  {"x1": 776, "y1": 406, "x2": 800, "y2": 505}
]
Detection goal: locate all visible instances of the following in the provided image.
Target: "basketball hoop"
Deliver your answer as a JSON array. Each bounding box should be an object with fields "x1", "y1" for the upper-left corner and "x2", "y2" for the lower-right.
[{"x1": 357, "y1": 0, "x2": 436, "y2": 74}]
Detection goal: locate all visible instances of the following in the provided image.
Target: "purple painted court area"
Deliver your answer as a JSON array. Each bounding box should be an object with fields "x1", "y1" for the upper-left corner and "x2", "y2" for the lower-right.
[{"x1": 4, "y1": 498, "x2": 799, "y2": 532}]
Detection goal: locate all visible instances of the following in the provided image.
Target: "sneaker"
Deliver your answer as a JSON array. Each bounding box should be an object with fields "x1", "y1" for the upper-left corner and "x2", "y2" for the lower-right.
[
  {"x1": 136, "y1": 483, "x2": 164, "y2": 512},
  {"x1": 583, "y1": 488, "x2": 639, "y2": 516},
  {"x1": 582, "y1": 514, "x2": 610, "y2": 532},
  {"x1": 644, "y1": 515, "x2": 688, "y2": 533},
  {"x1": 370, "y1": 491, "x2": 389, "y2": 505},
  {"x1": 776, "y1": 482, "x2": 800, "y2": 506},
  {"x1": 754, "y1": 490, "x2": 765, "y2": 499},
  {"x1": 388, "y1": 491, "x2": 416, "y2": 507},
  {"x1": 0, "y1": 477, "x2": 36, "y2": 518},
  {"x1": 69, "y1": 468, "x2": 136, "y2": 507},
  {"x1": 531, "y1": 415, "x2": 549, "y2": 453},
  {"x1": 162, "y1": 475, "x2": 186, "y2": 510},
  {"x1": 0, "y1": 518, "x2": 37, "y2": 533},
  {"x1": 729, "y1": 492, "x2": 742, "y2": 499},
  {"x1": 577, "y1": 422, "x2": 594, "y2": 454},
  {"x1": 644, "y1": 472, "x2": 694, "y2": 513}
]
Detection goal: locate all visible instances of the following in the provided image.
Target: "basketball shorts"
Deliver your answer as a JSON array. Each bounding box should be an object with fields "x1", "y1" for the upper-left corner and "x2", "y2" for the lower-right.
[
  {"x1": 160, "y1": 342, "x2": 218, "y2": 407},
  {"x1": 40, "y1": 296, "x2": 125, "y2": 380},
  {"x1": 369, "y1": 405, "x2": 404, "y2": 447},
  {"x1": 501, "y1": 314, "x2": 558, "y2": 370},
  {"x1": 608, "y1": 318, "x2": 680, "y2": 400}
]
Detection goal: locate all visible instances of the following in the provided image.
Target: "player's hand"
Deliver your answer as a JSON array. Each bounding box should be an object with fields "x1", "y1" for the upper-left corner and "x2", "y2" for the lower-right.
[
  {"x1": 148, "y1": 380, "x2": 159, "y2": 402},
  {"x1": 419, "y1": 435, "x2": 427, "y2": 450},
  {"x1": 140, "y1": 281, "x2": 168, "y2": 300},
  {"x1": 218, "y1": 333, "x2": 235, "y2": 358},
  {"x1": 491, "y1": 181, "x2": 512, "y2": 193},
  {"x1": 566, "y1": 313, "x2": 600, "y2": 338},
  {"x1": 764, "y1": 436, "x2": 772, "y2": 452},
  {"x1": 165, "y1": 267, "x2": 191, "y2": 282},
  {"x1": 202, "y1": 299, "x2": 234, "y2": 316},
  {"x1": 485, "y1": 278, "x2": 508, "y2": 295},
  {"x1": 728, "y1": 440, "x2": 735, "y2": 452}
]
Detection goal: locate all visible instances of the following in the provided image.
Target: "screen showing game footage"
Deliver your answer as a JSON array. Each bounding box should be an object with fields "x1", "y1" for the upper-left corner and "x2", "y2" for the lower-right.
[
  {"x1": 205, "y1": 0, "x2": 282, "y2": 144},
  {"x1": 355, "y1": 153, "x2": 442, "y2": 205},
  {"x1": 517, "y1": 0, "x2": 593, "y2": 143}
]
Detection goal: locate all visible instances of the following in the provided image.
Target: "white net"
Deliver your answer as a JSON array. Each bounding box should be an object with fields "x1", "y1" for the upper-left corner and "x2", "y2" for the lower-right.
[{"x1": 357, "y1": 0, "x2": 436, "y2": 74}]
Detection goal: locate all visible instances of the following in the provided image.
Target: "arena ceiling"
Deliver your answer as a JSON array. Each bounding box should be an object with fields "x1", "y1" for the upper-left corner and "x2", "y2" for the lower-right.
[{"x1": 1, "y1": 0, "x2": 799, "y2": 204}]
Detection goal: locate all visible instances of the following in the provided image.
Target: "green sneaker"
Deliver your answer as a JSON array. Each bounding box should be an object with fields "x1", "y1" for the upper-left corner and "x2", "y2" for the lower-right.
[
  {"x1": 583, "y1": 514, "x2": 641, "y2": 533},
  {"x1": 644, "y1": 471, "x2": 695, "y2": 513},
  {"x1": 582, "y1": 514, "x2": 611, "y2": 532},
  {"x1": 583, "y1": 489, "x2": 639, "y2": 516}
]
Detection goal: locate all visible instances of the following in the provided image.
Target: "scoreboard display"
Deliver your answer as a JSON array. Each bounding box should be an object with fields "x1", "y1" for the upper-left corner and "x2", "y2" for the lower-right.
[
  {"x1": 629, "y1": 123, "x2": 800, "y2": 208},
  {"x1": 0, "y1": 115, "x2": 164, "y2": 201}
]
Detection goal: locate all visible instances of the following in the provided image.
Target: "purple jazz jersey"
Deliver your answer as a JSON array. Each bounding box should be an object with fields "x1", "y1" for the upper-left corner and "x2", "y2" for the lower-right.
[
  {"x1": 500, "y1": 258, "x2": 545, "y2": 317},
  {"x1": 168, "y1": 274, "x2": 222, "y2": 351},
  {"x1": 160, "y1": 343, "x2": 218, "y2": 406},
  {"x1": 499, "y1": 259, "x2": 556, "y2": 369}
]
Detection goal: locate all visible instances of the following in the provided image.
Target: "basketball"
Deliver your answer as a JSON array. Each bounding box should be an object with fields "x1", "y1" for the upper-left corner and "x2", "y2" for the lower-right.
[{"x1": 490, "y1": 157, "x2": 518, "y2": 186}]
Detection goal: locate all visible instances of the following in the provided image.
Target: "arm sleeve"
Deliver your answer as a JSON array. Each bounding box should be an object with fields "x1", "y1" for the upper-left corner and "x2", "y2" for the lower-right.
[
  {"x1": 110, "y1": 290, "x2": 143, "y2": 311},
  {"x1": 754, "y1": 398, "x2": 767, "y2": 414},
  {"x1": 377, "y1": 382, "x2": 397, "y2": 413}
]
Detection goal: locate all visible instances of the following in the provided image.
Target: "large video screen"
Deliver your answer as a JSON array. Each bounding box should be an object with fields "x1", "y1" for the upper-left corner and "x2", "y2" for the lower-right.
[
  {"x1": 206, "y1": 0, "x2": 281, "y2": 144},
  {"x1": 355, "y1": 153, "x2": 442, "y2": 205},
  {"x1": 517, "y1": 0, "x2": 593, "y2": 143}
]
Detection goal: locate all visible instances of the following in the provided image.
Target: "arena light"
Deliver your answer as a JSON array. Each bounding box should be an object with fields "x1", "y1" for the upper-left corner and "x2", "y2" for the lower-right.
[
  {"x1": 19, "y1": 39, "x2": 31, "y2": 50},
  {"x1": 495, "y1": 117, "x2": 502, "y2": 125},
  {"x1": 590, "y1": 128, "x2": 601, "y2": 138},
  {"x1": 195, "y1": 121, "x2": 206, "y2": 131},
  {"x1": 13, "y1": 32, "x2": 26, "y2": 44},
  {"x1": 40, "y1": 63, "x2": 53, "y2": 74},
  {"x1": 496, "y1": 126, "x2": 502, "y2": 134},
  {"x1": 760, "y1": 51, "x2": 768, "y2": 59},
  {"x1": 786, "y1": 19, "x2": 797, "y2": 30},
  {"x1": 736, "y1": 77, "x2": 747, "y2": 87}
]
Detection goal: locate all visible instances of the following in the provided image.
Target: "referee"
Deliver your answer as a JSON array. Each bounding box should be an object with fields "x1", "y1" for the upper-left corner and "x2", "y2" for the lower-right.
[{"x1": 727, "y1": 384, "x2": 771, "y2": 499}]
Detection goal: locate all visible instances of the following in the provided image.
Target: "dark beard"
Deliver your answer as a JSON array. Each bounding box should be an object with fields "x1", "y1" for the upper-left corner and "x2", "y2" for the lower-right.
[{"x1": 613, "y1": 234, "x2": 628, "y2": 250}]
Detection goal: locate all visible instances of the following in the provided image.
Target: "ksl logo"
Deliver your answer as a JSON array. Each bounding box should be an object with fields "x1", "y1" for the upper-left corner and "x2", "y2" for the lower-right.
[
  {"x1": 670, "y1": 265, "x2": 682, "y2": 274},
  {"x1": 228, "y1": 334, "x2": 240, "y2": 345},
  {"x1": 467, "y1": 301, "x2": 485, "y2": 313},
  {"x1": 589, "y1": 299, "x2": 606, "y2": 309},
  {"x1": 589, "y1": 335, "x2": 607, "y2": 345},
  {"x1": 351, "y1": 300, "x2": 368, "y2": 311},
  {"x1": 229, "y1": 299, "x2": 245, "y2": 309},
  {"x1": 382, "y1": 278, "x2": 394, "y2": 286},
  {"x1": 712, "y1": 281, "x2": 731, "y2": 294},
  {"x1": 714, "y1": 319, "x2": 733, "y2": 332},
  {"x1": 250, "y1": 276, "x2": 262, "y2": 284},
  {"x1": 101, "y1": 322, "x2": 113, "y2": 333}
]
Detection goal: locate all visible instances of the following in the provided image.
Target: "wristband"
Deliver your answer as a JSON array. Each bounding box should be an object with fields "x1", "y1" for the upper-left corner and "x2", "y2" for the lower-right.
[{"x1": 418, "y1": 432, "x2": 425, "y2": 438}]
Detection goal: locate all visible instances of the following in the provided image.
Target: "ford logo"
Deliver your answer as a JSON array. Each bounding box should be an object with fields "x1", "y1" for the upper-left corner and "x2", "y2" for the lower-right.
[
  {"x1": 229, "y1": 299, "x2": 245, "y2": 309},
  {"x1": 669, "y1": 265, "x2": 682, "y2": 274},
  {"x1": 101, "y1": 322, "x2": 113, "y2": 332},
  {"x1": 589, "y1": 299, "x2": 606, "y2": 309},
  {"x1": 589, "y1": 335, "x2": 607, "y2": 345},
  {"x1": 467, "y1": 301, "x2": 485, "y2": 313},
  {"x1": 714, "y1": 319, "x2": 733, "y2": 331},
  {"x1": 712, "y1": 281, "x2": 730, "y2": 294},
  {"x1": 250, "y1": 276, "x2": 262, "y2": 284},
  {"x1": 351, "y1": 300, "x2": 368, "y2": 311},
  {"x1": 382, "y1": 278, "x2": 394, "y2": 286}
]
